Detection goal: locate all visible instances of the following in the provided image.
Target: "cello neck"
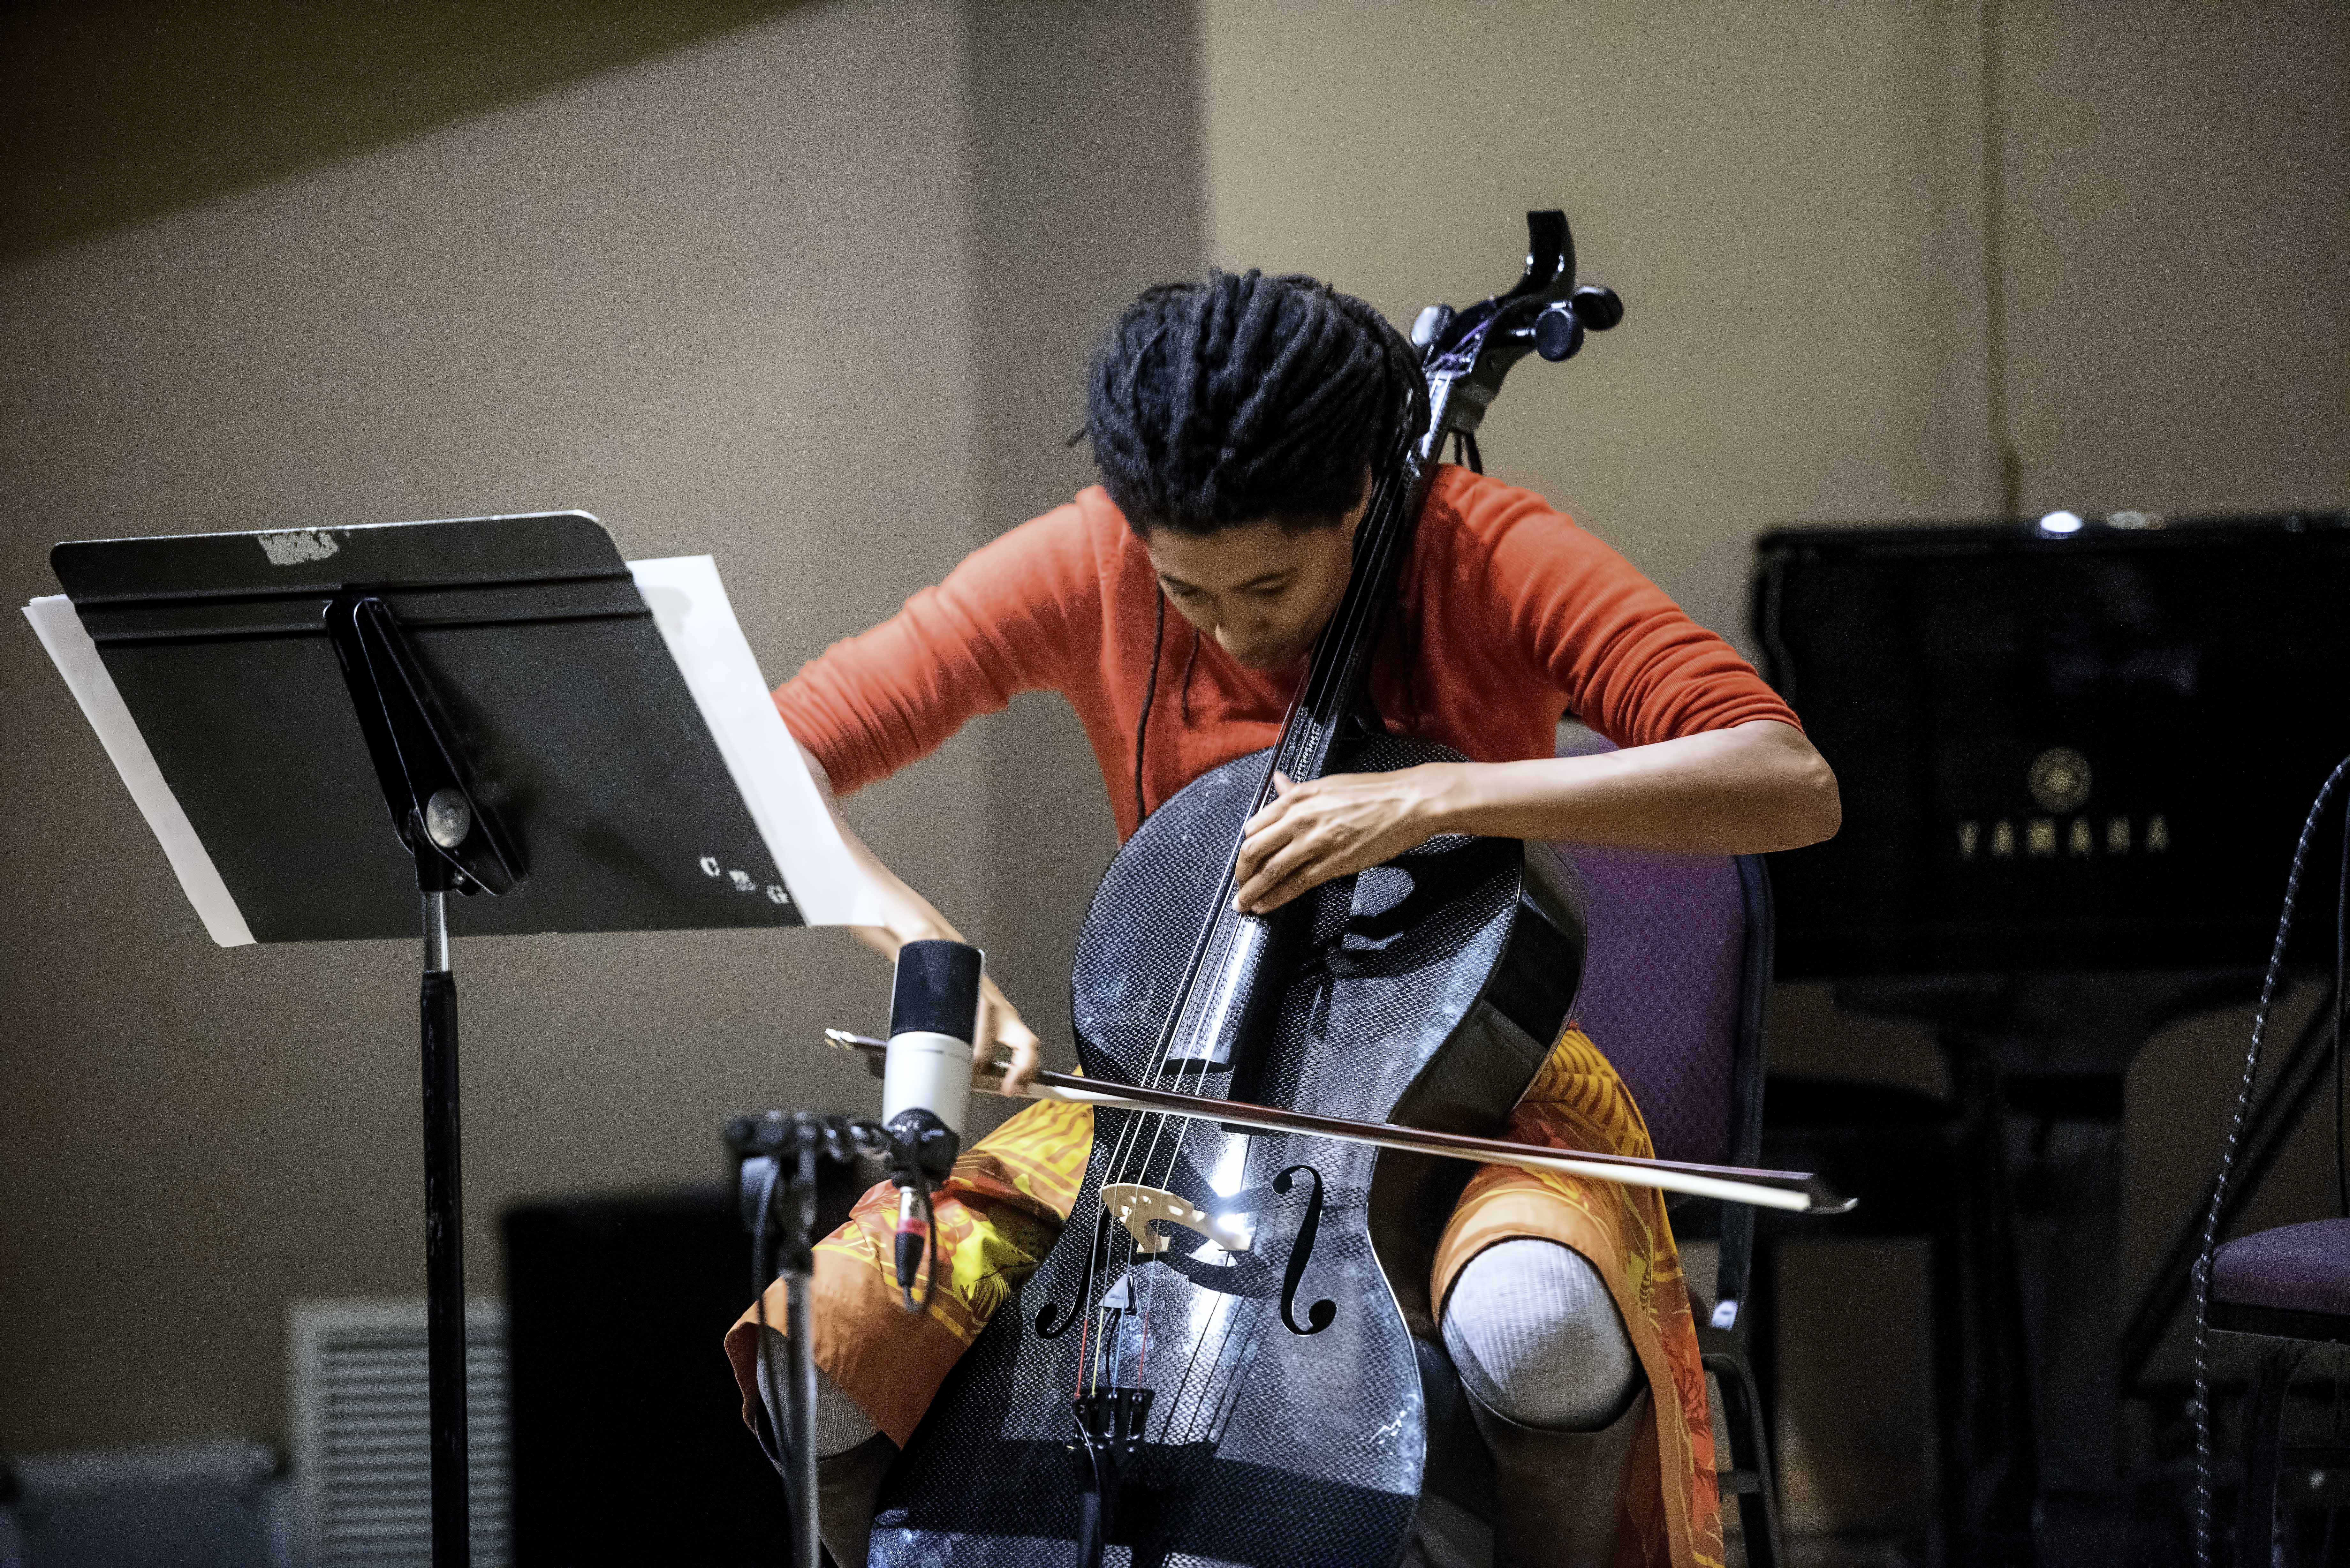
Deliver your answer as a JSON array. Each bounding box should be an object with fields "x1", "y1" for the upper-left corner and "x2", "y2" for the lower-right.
[
  {"x1": 1263, "y1": 376, "x2": 1456, "y2": 794},
  {"x1": 1154, "y1": 210, "x2": 1613, "y2": 1074},
  {"x1": 1151, "y1": 382, "x2": 1453, "y2": 1074}
]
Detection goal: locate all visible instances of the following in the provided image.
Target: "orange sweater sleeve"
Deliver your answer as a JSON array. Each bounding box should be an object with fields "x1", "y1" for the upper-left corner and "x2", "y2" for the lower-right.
[
  {"x1": 772, "y1": 504, "x2": 1100, "y2": 794},
  {"x1": 1456, "y1": 476, "x2": 1799, "y2": 747}
]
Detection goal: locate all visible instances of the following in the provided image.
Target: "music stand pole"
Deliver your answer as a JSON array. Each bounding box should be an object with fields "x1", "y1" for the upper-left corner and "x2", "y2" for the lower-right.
[
  {"x1": 322, "y1": 591, "x2": 517, "y2": 1568},
  {"x1": 420, "y1": 882, "x2": 470, "y2": 1566}
]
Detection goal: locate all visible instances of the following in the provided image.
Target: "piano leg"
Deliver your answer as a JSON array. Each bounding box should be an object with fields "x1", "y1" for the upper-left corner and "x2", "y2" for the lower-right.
[
  {"x1": 2003, "y1": 1074, "x2": 2128, "y2": 1560},
  {"x1": 1840, "y1": 971, "x2": 2261, "y2": 1565},
  {"x1": 1938, "y1": 1046, "x2": 2041, "y2": 1567}
]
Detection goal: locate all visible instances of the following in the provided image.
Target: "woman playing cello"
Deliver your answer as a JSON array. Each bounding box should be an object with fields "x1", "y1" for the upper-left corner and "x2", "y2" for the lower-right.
[{"x1": 725, "y1": 268, "x2": 1838, "y2": 1567}]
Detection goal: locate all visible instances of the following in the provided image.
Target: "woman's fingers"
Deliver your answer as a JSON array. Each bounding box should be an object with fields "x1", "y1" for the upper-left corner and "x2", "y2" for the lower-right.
[
  {"x1": 1240, "y1": 773, "x2": 1306, "y2": 839},
  {"x1": 1235, "y1": 827, "x2": 1340, "y2": 913},
  {"x1": 1238, "y1": 790, "x2": 1359, "y2": 911},
  {"x1": 972, "y1": 983, "x2": 1029, "y2": 1087},
  {"x1": 1236, "y1": 805, "x2": 1305, "y2": 886},
  {"x1": 997, "y1": 1018, "x2": 1045, "y2": 1097},
  {"x1": 969, "y1": 981, "x2": 1046, "y2": 1098},
  {"x1": 1235, "y1": 770, "x2": 1434, "y2": 913}
]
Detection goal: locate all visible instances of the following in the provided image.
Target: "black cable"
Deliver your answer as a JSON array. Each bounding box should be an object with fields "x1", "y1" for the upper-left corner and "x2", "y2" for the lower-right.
[
  {"x1": 752, "y1": 1154, "x2": 779, "y2": 1363},
  {"x1": 1178, "y1": 623, "x2": 1200, "y2": 724},
  {"x1": 893, "y1": 1174, "x2": 940, "y2": 1316},
  {"x1": 1132, "y1": 593, "x2": 1165, "y2": 828},
  {"x1": 2193, "y1": 753, "x2": 2350, "y2": 1566},
  {"x1": 2336, "y1": 807, "x2": 2348, "y2": 1218}
]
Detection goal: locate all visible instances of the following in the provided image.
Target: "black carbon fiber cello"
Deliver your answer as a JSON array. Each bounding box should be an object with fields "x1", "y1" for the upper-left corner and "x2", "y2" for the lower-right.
[{"x1": 872, "y1": 212, "x2": 1626, "y2": 1568}]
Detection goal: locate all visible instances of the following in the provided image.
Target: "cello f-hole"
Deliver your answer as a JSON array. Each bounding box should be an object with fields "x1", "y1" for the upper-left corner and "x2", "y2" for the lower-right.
[{"x1": 1273, "y1": 1164, "x2": 1337, "y2": 1336}]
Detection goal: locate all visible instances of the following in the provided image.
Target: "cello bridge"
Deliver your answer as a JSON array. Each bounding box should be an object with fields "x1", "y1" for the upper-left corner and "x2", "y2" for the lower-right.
[{"x1": 1101, "y1": 1183, "x2": 1253, "y2": 1254}]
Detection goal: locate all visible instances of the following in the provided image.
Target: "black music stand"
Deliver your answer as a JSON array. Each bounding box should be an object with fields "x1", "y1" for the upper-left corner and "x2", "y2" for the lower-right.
[{"x1": 33, "y1": 513, "x2": 852, "y2": 1567}]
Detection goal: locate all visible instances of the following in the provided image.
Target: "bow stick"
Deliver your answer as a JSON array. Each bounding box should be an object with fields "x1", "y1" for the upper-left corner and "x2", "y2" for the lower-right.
[{"x1": 823, "y1": 1030, "x2": 1853, "y2": 1216}]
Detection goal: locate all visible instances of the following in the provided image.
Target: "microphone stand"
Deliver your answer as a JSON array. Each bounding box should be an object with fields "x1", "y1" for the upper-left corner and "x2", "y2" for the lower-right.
[{"x1": 725, "y1": 1111, "x2": 929, "y2": 1568}]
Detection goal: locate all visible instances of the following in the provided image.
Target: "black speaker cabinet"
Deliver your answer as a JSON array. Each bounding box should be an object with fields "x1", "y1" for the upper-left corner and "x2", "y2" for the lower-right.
[{"x1": 502, "y1": 1175, "x2": 865, "y2": 1565}]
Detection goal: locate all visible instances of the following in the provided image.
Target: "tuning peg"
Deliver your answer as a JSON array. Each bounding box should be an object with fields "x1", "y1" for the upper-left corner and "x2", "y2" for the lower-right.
[
  {"x1": 1411, "y1": 303, "x2": 1455, "y2": 351},
  {"x1": 1532, "y1": 304, "x2": 1584, "y2": 362},
  {"x1": 1570, "y1": 284, "x2": 1623, "y2": 331}
]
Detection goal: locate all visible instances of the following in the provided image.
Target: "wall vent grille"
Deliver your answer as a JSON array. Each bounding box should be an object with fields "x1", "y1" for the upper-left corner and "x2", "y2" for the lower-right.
[{"x1": 288, "y1": 1297, "x2": 508, "y2": 1567}]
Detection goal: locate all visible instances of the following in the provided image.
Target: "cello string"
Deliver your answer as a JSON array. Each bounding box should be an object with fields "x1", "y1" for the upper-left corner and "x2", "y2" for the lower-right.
[
  {"x1": 1126, "y1": 376, "x2": 1433, "y2": 1122},
  {"x1": 1124, "y1": 413, "x2": 1437, "y2": 1241},
  {"x1": 1114, "y1": 513, "x2": 1397, "y2": 1206},
  {"x1": 1110, "y1": 373, "x2": 1448, "y2": 1318},
  {"x1": 1118, "y1": 377, "x2": 1454, "y2": 1419},
  {"x1": 1086, "y1": 357, "x2": 1459, "y2": 1414},
  {"x1": 1120, "y1": 376, "x2": 1445, "y2": 1200}
]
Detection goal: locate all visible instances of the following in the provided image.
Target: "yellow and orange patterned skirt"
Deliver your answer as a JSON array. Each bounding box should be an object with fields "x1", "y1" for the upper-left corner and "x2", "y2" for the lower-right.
[{"x1": 725, "y1": 1025, "x2": 1722, "y2": 1568}]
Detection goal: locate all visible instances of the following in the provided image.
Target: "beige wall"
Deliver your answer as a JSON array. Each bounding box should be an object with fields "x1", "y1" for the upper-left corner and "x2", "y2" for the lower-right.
[
  {"x1": 1, "y1": 2, "x2": 990, "y2": 1451},
  {"x1": 2004, "y1": 2, "x2": 2350, "y2": 515},
  {"x1": 0, "y1": 0, "x2": 799, "y2": 262},
  {"x1": 1201, "y1": 0, "x2": 2348, "y2": 1526},
  {"x1": 1203, "y1": 2, "x2": 1986, "y2": 647},
  {"x1": 968, "y1": 0, "x2": 1198, "y2": 1094}
]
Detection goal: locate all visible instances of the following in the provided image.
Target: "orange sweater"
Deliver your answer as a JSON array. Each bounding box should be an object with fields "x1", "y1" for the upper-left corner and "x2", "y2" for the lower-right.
[{"x1": 774, "y1": 467, "x2": 1797, "y2": 840}]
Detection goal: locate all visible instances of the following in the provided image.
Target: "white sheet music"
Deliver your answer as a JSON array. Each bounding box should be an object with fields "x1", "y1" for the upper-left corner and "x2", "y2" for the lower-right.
[
  {"x1": 627, "y1": 555, "x2": 888, "y2": 928},
  {"x1": 27, "y1": 554, "x2": 888, "y2": 944}
]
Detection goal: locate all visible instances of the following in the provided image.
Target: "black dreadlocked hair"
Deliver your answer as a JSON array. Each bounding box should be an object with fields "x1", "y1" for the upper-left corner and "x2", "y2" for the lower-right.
[
  {"x1": 1095, "y1": 271, "x2": 1429, "y2": 825},
  {"x1": 1081, "y1": 269, "x2": 1428, "y2": 536}
]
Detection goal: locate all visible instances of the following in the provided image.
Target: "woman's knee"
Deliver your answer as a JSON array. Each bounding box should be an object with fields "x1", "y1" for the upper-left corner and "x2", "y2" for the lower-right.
[
  {"x1": 1439, "y1": 1239, "x2": 1640, "y2": 1431},
  {"x1": 755, "y1": 1327, "x2": 881, "y2": 1458}
]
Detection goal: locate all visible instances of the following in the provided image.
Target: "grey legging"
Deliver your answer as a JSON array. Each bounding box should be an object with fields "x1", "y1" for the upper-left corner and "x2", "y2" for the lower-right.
[{"x1": 1439, "y1": 1238, "x2": 1641, "y2": 1430}]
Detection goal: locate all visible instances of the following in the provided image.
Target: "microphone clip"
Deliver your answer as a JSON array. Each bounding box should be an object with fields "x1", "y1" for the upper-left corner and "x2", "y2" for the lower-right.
[
  {"x1": 885, "y1": 1107, "x2": 960, "y2": 1189},
  {"x1": 882, "y1": 1109, "x2": 957, "y2": 1314}
]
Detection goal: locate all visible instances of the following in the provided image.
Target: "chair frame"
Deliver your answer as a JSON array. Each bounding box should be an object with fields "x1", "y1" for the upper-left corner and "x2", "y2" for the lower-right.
[
  {"x1": 1686, "y1": 854, "x2": 1787, "y2": 1565},
  {"x1": 2211, "y1": 1291, "x2": 2350, "y2": 1563}
]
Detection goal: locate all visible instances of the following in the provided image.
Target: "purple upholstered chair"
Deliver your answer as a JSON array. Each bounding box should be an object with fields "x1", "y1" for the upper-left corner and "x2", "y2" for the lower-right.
[
  {"x1": 2210, "y1": 1218, "x2": 2350, "y2": 1561},
  {"x1": 1547, "y1": 734, "x2": 1785, "y2": 1564}
]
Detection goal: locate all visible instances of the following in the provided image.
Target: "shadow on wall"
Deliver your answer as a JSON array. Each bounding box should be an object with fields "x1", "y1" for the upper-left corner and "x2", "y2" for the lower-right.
[{"x1": 0, "y1": 0, "x2": 802, "y2": 262}]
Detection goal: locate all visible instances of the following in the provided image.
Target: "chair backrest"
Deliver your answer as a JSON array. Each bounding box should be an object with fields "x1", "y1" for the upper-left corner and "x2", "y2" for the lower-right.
[
  {"x1": 1549, "y1": 734, "x2": 1772, "y2": 1168},
  {"x1": 1551, "y1": 841, "x2": 1752, "y2": 1167},
  {"x1": 1547, "y1": 733, "x2": 1776, "y2": 1305}
]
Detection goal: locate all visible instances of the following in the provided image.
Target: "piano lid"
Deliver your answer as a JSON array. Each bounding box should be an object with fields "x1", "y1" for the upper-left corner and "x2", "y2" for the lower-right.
[{"x1": 1752, "y1": 509, "x2": 2350, "y2": 980}]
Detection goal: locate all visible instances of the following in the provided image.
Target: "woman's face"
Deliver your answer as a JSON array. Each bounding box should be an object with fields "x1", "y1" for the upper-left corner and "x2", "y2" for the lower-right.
[{"x1": 1141, "y1": 479, "x2": 1372, "y2": 672}]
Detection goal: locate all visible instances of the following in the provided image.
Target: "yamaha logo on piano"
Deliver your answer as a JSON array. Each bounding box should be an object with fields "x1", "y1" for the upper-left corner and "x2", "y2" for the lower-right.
[
  {"x1": 2027, "y1": 747, "x2": 2091, "y2": 812},
  {"x1": 1956, "y1": 747, "x2": 2168, "y2": 860}
]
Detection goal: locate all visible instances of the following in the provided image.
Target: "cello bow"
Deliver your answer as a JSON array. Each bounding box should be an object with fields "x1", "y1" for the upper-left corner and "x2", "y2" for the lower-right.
[{"x1": 824, "y1": 1029, "x2": 1852, "y2": 1216}]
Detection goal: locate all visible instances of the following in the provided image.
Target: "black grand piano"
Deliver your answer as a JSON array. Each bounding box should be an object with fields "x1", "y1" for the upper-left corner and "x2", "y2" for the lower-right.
[{"x1": 1750, "y1": 508, "x2": 2350, "y2": 1563}]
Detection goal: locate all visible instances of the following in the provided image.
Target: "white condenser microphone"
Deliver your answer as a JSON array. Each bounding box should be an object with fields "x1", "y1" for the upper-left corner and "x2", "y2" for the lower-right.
[{"x1": 881, "y1": 940, "x2": 983, "y2": 1296}]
